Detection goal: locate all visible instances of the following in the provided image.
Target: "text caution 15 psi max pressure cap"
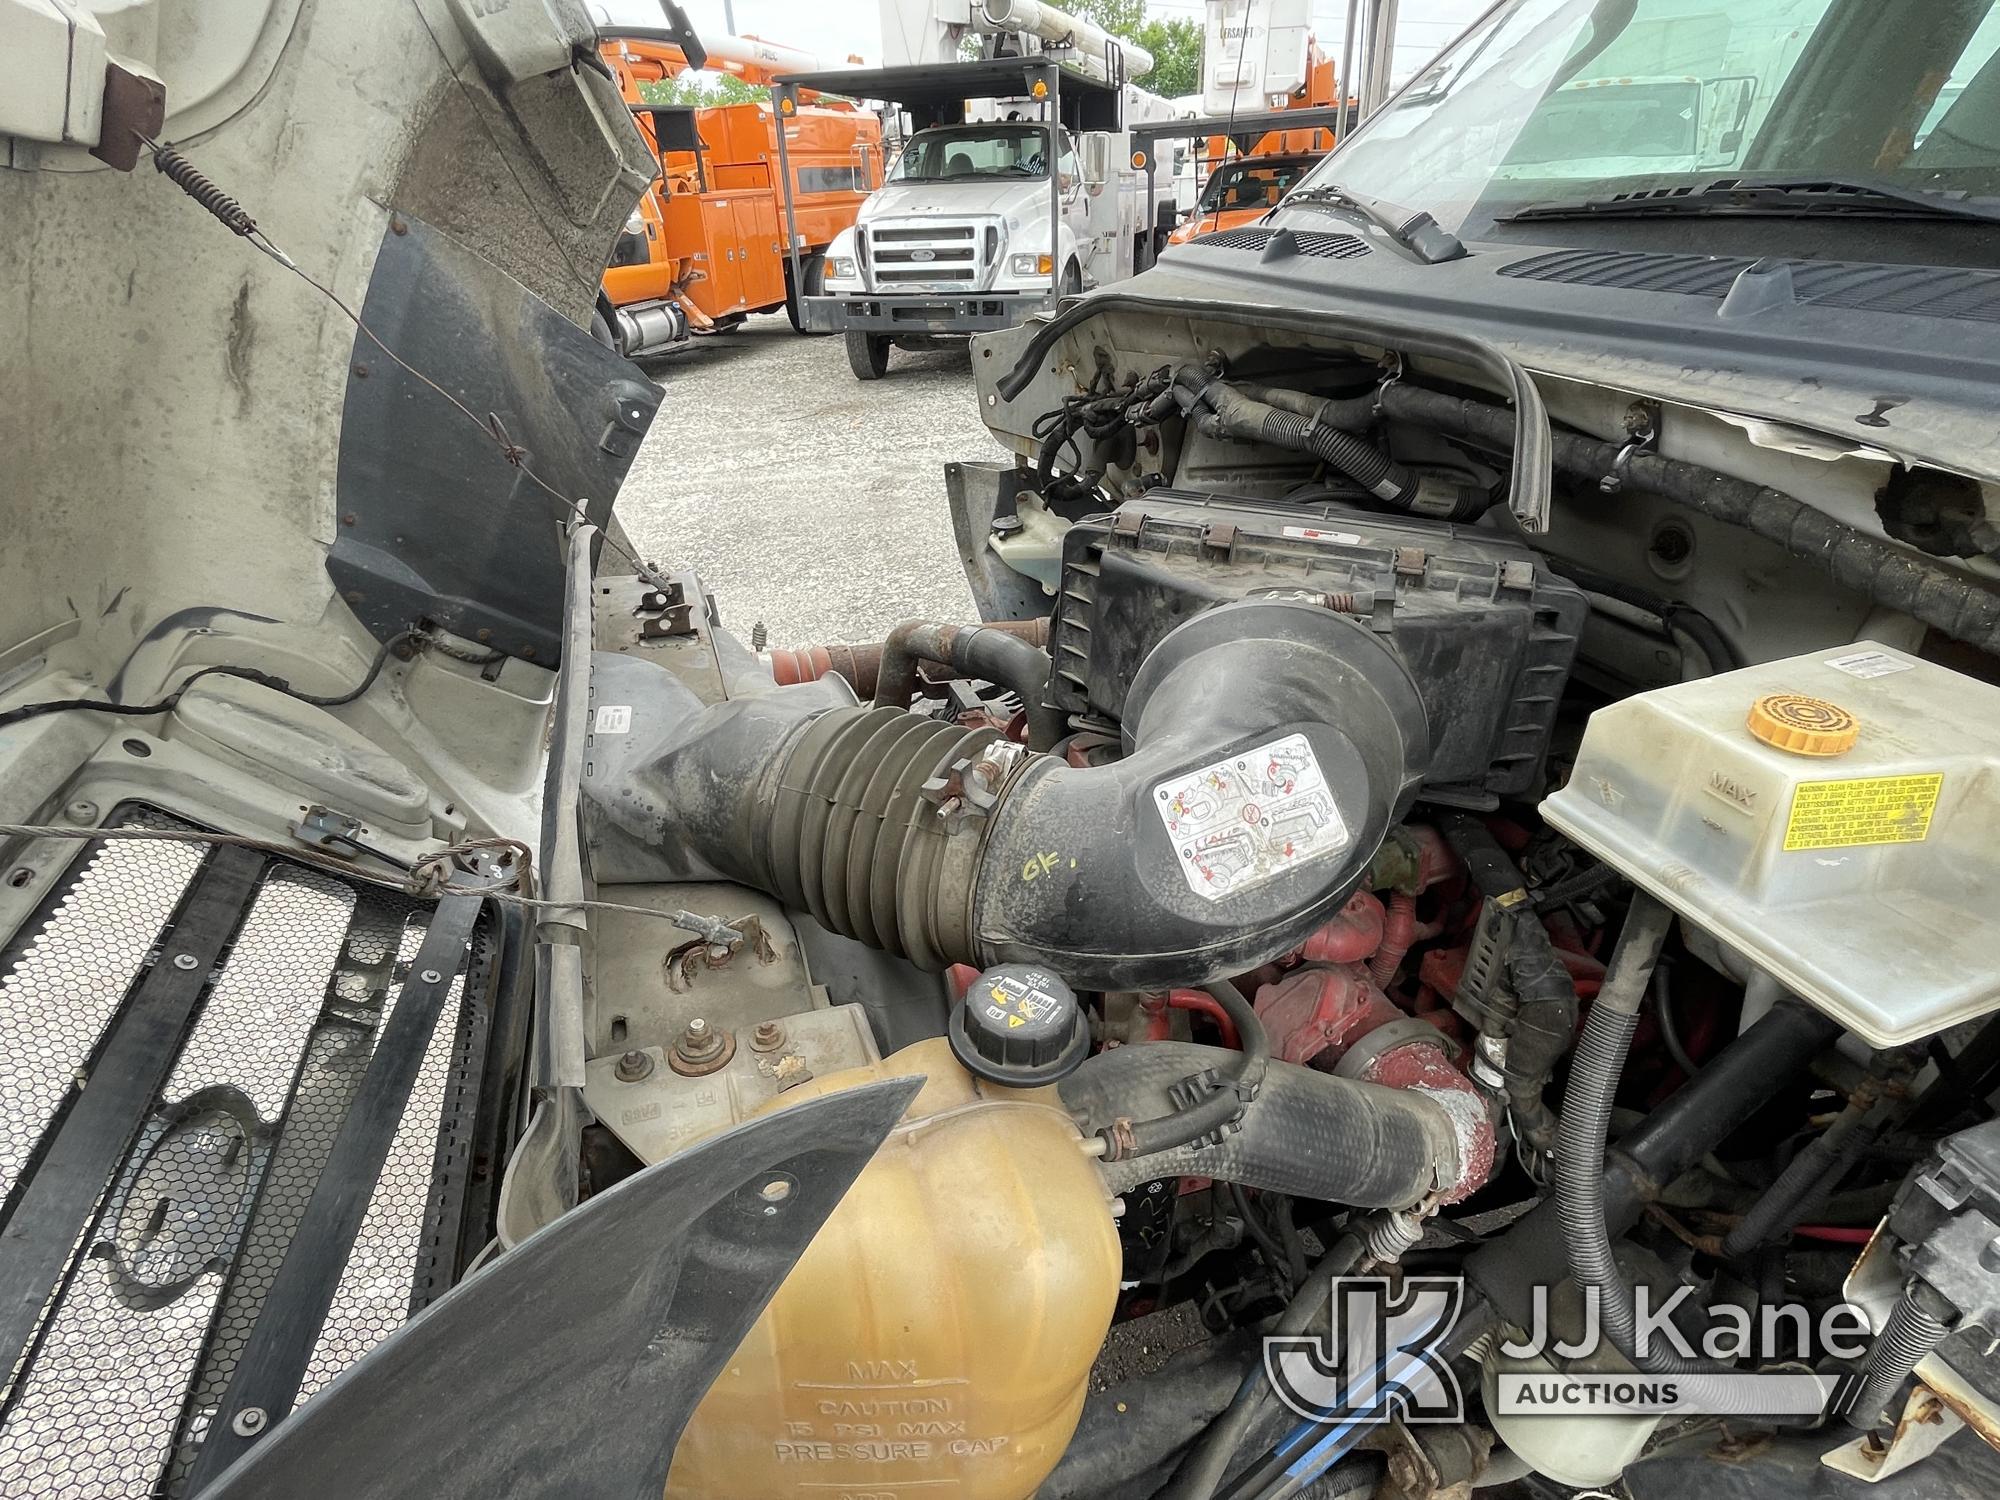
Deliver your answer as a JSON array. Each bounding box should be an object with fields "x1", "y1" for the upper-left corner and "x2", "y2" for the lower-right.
[{"x1": 950, "y1": 964, "x2": 1090, "y2": 1087}]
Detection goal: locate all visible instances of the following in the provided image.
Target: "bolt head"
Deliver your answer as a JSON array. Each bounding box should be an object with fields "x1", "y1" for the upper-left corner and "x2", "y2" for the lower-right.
[
  {"x1": 231, "y1": 1407, "x2": 267, "y2": 1437},
  {"x1": 172, "y1": 954, "x2": 199, "y2": 971},
  {"x1": 419, "y1": 968, "x2": 443, "y2": 985},
  {"x1": 687, "y1": 1017, "x2": 710, "y2": 1037},
  {"x1": 614, "y1": 1048, "x2": 655, "y2": 1082},
  {"x1": 64, "y1": 800, "x2": 99, "y2": 825}
]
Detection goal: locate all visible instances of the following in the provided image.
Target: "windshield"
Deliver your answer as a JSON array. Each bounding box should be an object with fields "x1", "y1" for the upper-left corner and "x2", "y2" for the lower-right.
[
  {"x1": 1197, "y1": 157, "x2": 1320, "y2": 212},
  {"x1": 1295, "y1": 0, "x2": 2000, "y2": 239},
  {"x1": 888, "y1": 125, "x2": 1054, "y2": 183}
]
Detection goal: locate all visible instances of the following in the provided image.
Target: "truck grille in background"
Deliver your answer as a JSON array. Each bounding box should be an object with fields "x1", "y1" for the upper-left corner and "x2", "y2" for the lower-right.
[
  {"x1": 864, "y1": 221, "x2": 994, "y2": 289},
  {"x1": 0, "y1": 810, "x2": 494, "y2": 1498}
]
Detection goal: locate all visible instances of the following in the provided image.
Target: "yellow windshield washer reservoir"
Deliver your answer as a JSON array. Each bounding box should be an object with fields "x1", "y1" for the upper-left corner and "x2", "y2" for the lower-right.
[
  {"x1": 1542, "y1": 643, "x2": 2000, "y2": 1046},
  {"x1": 664, "y1": 1037, "x2": 1121, "y2": 1500}
]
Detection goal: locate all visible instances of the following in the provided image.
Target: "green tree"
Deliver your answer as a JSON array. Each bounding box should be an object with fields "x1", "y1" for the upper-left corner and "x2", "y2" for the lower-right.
[
  {"x1": 1131, "y1": 18, "x2": 1202, "y2": 98},
  {"x1": 1064, "y1": 0, "x2": 1202, "y2": 98},
  {"x1": 637, "y1": 73, "x2": 769, "y2": 107}
]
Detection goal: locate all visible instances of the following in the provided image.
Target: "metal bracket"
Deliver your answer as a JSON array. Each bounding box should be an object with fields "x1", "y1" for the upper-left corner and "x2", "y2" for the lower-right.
[
  {"x1": 635, "y1": 582, "x2": 696, "y2": 639},
  {"x1": 1600, "y1": 405, "x2": 1660, "y2": 493}
]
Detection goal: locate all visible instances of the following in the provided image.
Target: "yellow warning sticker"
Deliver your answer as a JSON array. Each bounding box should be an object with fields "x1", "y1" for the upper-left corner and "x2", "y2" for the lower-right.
[{"x1": 1782, "y1": 773, "x2": 1944, "y2": 852}]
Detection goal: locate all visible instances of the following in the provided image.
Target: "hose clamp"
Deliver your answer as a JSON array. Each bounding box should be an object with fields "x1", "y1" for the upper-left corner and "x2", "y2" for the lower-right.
[
  {"x1": 1373, "y1": 352, "x2": 1404, "y2": 417},
  {"x1": 1600, "y1": 408, "x2": 1658, "y2": 493}
]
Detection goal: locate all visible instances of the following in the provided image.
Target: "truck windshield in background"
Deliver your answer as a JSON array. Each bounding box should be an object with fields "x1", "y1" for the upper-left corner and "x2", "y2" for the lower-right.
[
  {"x1": 1295, "y1": 0, "x2": 2000, "y2": 240},
  {"x1": 1197, "y1": 156, "x2": 1317, "y2": 212},
  {"x1": 888, "y1": 124, "x2": 1059, "y2": 182}
]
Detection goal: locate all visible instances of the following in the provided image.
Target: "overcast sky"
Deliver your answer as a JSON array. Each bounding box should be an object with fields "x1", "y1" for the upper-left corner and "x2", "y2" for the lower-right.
[{"x1": 597, "y1": 1, "x2": 1495, "y2": 81}]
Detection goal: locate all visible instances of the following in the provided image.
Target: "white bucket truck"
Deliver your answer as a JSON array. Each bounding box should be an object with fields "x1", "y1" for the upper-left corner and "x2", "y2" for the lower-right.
[{"x1": 776, "y1": 0, "x2": 1184, "y2": 379}]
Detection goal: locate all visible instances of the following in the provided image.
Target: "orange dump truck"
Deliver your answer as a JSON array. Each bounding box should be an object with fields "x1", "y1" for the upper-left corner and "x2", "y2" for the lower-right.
[{"x1": 596, "y1": 21, "x2": 884, "y2": 358}]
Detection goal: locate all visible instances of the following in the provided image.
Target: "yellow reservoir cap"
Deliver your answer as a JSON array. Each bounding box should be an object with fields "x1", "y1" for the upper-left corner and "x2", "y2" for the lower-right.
[{"x1": 1747, "y1": 692, "x2": 1860, "y2": 756}]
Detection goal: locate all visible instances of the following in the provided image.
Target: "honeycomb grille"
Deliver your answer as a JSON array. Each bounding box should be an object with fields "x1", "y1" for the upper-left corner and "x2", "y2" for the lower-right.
[
  {"x1": 0, "y1": 818, "x2": 488, "y2": 1499},
  {"x1": 299, "y1": 912, "x2": 467, "y2": 1402},
  {"x1": 0, "y1": 814, "x2": 207, "y2": 1211}
]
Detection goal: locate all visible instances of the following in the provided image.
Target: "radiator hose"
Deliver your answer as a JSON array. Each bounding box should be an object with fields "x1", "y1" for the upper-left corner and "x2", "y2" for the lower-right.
[
  {"x1": 1061, "y1": 1042, "x2": 1460, "y2": 1207},
  {"x1": 586, "y1": 599, "x2": 1429, "y2": 991}
]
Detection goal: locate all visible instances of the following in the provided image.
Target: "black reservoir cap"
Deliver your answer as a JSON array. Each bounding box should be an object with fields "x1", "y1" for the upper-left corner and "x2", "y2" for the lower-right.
[{"x1": 949, "y1": 963, "x2": 1089, "y2": 1087}]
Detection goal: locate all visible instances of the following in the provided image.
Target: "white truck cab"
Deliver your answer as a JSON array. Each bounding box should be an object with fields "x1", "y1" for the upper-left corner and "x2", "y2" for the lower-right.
[
  {"x1": 780, "y1": 1, "x2": 1182, "y2": 379},
  {"x1": 824, "y1": 120, "x2": 1090, "y2": 309}
]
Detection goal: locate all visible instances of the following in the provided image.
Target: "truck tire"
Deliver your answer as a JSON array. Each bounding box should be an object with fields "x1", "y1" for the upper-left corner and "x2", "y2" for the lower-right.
[
  {"x1": 786, "y1": 253, "x2": 828, "y2": 335},
  {"x1": 1061, "y1": 260, "x2": 1084, "y2": 298},
  {"x1": 846, "y1": 331, "x2": 891, "y2": 380}
]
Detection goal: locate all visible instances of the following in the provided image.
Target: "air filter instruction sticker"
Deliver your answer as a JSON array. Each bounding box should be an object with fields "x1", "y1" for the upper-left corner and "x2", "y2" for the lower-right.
[
  {"x1": 1153, "y1": 733, "x2": 1351, "y2": 902},
  {"x1": 1783, "y1": 773, "x2": 1944, "y2": 851}
]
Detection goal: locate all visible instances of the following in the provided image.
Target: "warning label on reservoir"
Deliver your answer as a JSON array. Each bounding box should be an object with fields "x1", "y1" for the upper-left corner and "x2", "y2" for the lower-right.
[
  {"x1": 1782, "y1": 772, "x2": 1944, "y2": 852},
  {"x1": 1153, "y1": 733, "x2": 1351, "y2": 902}
]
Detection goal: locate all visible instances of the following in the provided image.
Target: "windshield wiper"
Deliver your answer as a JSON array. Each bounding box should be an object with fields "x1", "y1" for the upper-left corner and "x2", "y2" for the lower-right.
[
  {"x1": 1500, "y1": 176, "x2": 2000, "y2": 226},
  {"x1": 1277, "y1": 185, "x2": 1467, "y2": 264}
]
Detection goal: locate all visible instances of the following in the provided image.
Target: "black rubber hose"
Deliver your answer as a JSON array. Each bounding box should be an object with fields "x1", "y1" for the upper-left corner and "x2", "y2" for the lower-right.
[
  {"x1": 1102, "y1": 981, "x2": 1271, "y2": 1160},
  {"x1": 1531, "y1": 861, "x2": 1626, "y2": 910},
  {"x1": 1556, "y1": 890, "x2": 1720, "y2": 1374},
  {"x1": 989, "y1": 291, "x2": 1557, "y2": 533},
  {"x1": 1721, "y1": 1094, "x2": 1880, "y2": 1262},
  {"x1": 1061, "y1": 1042, "x2": 1458, "y2": 1207},
  {"x1": 1376, "y1": 382, "x2": 2000, "y2": 658},
  {"x1": 870, "y1": 619, "x2": 1067, "y2": 750},
  {"x1": 1232, "y1": 381, "x2": 1381, "y2": 433},
  {"x1": 1464, "y1": 1000, "x2": 1843, "y2": 1332},
  {"x1": 1190, "y1": 377, "x2": 1490, "y2": 522},
  {"x1": 1165, "y1": 1233, "x2": 1367, "y2": 1500}
]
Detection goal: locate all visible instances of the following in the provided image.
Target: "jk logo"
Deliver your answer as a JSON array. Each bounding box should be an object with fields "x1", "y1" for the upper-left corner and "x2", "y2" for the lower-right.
[{"x1": 1264, "y1": 1276, "x2": 1466, "y2": 1426}]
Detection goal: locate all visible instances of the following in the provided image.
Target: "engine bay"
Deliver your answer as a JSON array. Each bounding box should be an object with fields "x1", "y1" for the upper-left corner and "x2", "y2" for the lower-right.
[
  {"x1": 563, "y1": 325, "x2": 2000, "y2": 1500},
  {"x1": 9, "y1": 2, "x2": 2000, "y2": 1494}
]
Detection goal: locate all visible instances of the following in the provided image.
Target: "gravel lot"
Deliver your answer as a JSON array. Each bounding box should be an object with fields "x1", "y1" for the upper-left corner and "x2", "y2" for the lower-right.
[{"x1": 615, "y1": 315, "x2": 1000, "y2": 647}]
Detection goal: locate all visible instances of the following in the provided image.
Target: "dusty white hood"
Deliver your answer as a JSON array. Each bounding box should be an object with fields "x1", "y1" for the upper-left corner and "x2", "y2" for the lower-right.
[{"x1": 860, "y1": 176, "x2": 1049, "y2": 224}]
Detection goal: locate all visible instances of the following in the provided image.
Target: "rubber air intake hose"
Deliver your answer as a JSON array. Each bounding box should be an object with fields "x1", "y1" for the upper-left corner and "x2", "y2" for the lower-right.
[
  {"x1": 586, "y1": 599, "x2": 1430, "y2": 992},
  {"x1": 1061, "y1": 1042, "x2": 1459, "y2": 1207}
]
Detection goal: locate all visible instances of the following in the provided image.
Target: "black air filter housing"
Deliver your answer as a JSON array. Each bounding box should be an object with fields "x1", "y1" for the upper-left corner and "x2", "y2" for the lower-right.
[{"x1": 1050, "y1": 492, "x2": 1587, "y2": 802}]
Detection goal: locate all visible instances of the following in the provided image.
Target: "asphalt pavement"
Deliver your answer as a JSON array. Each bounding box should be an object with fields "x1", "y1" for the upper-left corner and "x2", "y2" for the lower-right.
[{"x1": 614, "y1": 315, "x2": 998, "y2": 648}]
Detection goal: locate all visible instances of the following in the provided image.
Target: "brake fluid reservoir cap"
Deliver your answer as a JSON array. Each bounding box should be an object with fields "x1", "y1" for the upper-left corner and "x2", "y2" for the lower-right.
[
  {"x1": 1747, "y1": 693, "x2": 1860, "y2": 757},
  {"x1": 950, "y1": 963, "x2": 1089, "y2": 1087}
]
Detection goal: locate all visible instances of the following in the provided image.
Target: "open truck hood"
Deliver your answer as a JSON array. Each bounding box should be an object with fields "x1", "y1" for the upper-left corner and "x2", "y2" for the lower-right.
[
  {"x1": 1, "y1": 0, "x2": 660, "y2": 703},
  {"x1": 0, "y1": 4, "x2": 766, "y2": 1495}
]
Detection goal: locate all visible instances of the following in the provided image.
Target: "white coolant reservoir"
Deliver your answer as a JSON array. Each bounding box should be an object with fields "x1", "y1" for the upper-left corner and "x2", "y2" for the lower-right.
[{"x1": 1542, "y1": 643, "x2": 2000, "y2": 1046}]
